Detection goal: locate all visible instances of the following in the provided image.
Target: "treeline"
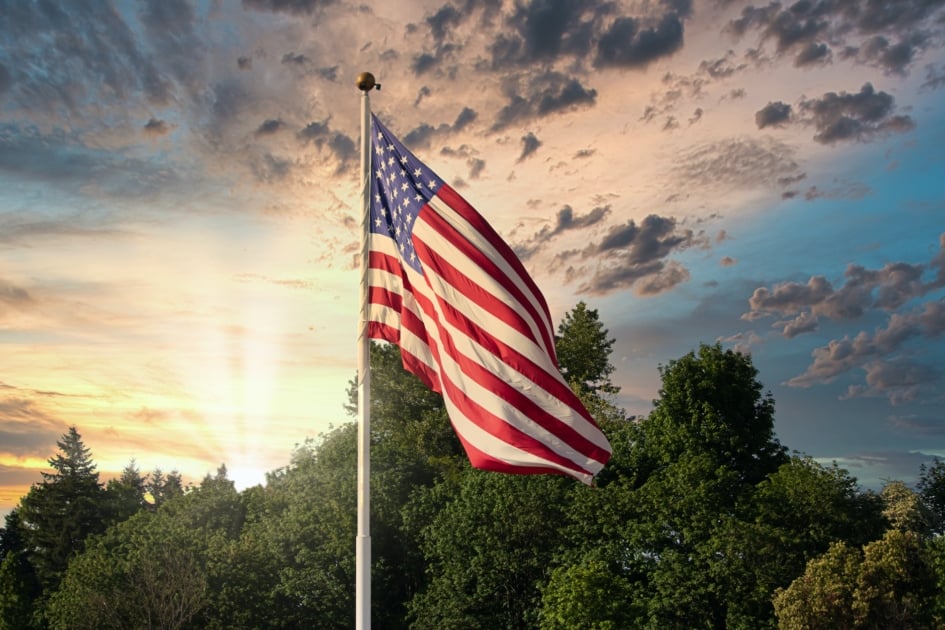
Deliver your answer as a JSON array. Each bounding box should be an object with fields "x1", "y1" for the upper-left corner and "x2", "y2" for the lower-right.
[{"x1": 1, "y1": 303, "x2": 944, "y2": 629}]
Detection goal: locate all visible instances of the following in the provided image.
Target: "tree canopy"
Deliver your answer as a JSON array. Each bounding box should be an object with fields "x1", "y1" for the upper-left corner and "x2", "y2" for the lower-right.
[{"x1": 2, "y1": 305, "x2": 943, "y2": 629}]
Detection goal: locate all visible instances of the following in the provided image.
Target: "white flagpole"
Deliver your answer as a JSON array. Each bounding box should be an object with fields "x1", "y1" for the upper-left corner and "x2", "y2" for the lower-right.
[{"x1": 356, "y1": 71, "x2": 376, "y2": 630}]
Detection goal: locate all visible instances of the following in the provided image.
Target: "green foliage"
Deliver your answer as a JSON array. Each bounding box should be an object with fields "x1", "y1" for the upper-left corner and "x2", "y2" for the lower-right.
[
  {"x1": 539, "y1": 557, "x2": 637, "y2": 630},
  {"x1": 554, "y1": 301, "x2": 618, "y2": 399},
  {"x1": 918, "y1": 458, "x2": 945, "y2": 535},
  {"x1": 646, "y1": 344, "x2": 787, "y2": 483},
  {"x1": 408, "y1": 472, "x2": 570, "y2": 629},
  {"x1": 8, "y1": 309, "x2": 943, "y2": 629},
  {"x1": 774, "y1": 529, "x2": 937, "y2": 629},
  {"x1": 0, "y1": 511, "x2": 41, "y2": 630},
  {"x1": 881, "y1": 481, "x2": 932, "y2": 535},
  {"x1": 17, "y1": 427, "x2": 108, "y2": 592}
]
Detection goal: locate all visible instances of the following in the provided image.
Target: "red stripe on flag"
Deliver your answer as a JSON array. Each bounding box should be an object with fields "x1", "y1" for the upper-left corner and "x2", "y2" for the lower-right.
[{"x1": 435, "y1": 185, "x2": 557, "y2": 360}]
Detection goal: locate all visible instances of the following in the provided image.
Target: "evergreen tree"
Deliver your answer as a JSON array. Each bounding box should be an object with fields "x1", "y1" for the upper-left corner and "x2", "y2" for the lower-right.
[
  {"x1": 17, "y1": 427, "x2": 107, "y2": 592},
  {"x1": 104, "y1": 459, "x2": 149, "y2": 522},
  {"x1": 0, "y1": 510, "x2": 41, "y2": 630}
]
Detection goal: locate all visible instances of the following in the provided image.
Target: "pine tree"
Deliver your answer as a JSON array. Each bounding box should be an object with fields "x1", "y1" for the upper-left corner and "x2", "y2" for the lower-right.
[{"x1": 17, "y1": 427, "x2": 107, "y2": 592}]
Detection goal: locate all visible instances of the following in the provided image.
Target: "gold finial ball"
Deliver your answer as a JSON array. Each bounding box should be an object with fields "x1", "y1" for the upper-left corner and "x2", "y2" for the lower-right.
[{"x1": 356, "y1": 72, "x2": 376, "y2": 91}]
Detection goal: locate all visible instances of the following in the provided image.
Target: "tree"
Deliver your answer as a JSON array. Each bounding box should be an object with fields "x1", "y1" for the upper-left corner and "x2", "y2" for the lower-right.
[
  {"x1": 17, "y1": 427, "x2": 108, "y2": 592},
  {"x1": 0, "y1": 511, "x2": 41, "y2": 630},
  {"x1": 774, "y1": 529, "x2": 937, "y2": 629},
  {"x1": 918, "y1": 458, "x2": 945, "y2": 535},
  {"x1": 407, "y1": 472, "x2": 571, "y2": 629},
  {"x1": 644, "y1": 343, "x2": 787, "y2": 484},
  {"x1": 104, "y1": 459, "x2": 149, "y2": 523},
  {"x1": 146, "y1": 468, "x2": 185, "y2": 508},
  {"x1": 554, "y1": 302, "x2": 618, "y2": 399}
]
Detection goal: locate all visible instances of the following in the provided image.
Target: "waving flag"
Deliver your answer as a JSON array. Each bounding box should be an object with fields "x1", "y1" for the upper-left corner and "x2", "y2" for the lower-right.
[{"x1": 366, "y1": 114, "x2": 611, "y2": 484}]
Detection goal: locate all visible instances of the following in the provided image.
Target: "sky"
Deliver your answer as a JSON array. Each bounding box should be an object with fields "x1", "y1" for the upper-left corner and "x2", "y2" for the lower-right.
[{"x1": 2, "y1": 0, "x2": 945, "y2": 515}]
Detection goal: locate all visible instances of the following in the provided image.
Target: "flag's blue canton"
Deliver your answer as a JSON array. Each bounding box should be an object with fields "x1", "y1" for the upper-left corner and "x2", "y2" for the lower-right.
[{"x1": 370, "y1": 116, "x2": 445, "y2": 274}]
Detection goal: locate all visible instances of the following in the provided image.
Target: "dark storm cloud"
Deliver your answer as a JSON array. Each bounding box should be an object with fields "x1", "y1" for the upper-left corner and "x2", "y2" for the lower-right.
[
  {"x1": 242, "y1": 0, "x2": 337, "y2": 15},
  {"x1": 755, "y1": 101, "x2": 792, "y2": 128},
  {"x1": 297, "y1": 120, "x2": 356, "y2": 170},
  {"x1": 518, "y1": 132, "x2": 542, "y2": 161},
  {"x1": 798, "y1": 83, "x2": 915, "y2": 144},
  {"x1": 569, "y1": 214, "x2": 703, "y2": 296},
  {"x1": 492, "y1": 72, "x2": 596, "y2": 130},
  {"x1": 595, "y1": 13, "x2": 685, "y2": 68}
]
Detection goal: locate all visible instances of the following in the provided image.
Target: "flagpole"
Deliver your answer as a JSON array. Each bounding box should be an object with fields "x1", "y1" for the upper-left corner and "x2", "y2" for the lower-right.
[{"x1": 356, "y1": 70, "x2": 376, "y2": 630}]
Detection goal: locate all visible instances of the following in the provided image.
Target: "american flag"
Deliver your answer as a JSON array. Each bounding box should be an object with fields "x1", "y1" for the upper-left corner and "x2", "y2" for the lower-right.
[{"x1": 366, "y1": 114, "x2": 612, "y2": 484}]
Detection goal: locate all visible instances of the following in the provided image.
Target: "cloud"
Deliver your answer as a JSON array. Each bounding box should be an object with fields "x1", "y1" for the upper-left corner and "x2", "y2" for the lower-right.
[
  {"x1": 0, "y1": 123, "x2": 180, "y2": 198},
  {"x1": 787, "y1": 300, "x2": 945, "y2": 397},
  {"x1": 0, "y1": 1, "x2": 200, "y2": 120},
  {"x1": 514, "y1": 204, "x2": 611, "y2": 260},
  {"x1": 139, "y1": 0, "x2": 204, "y2": 94},
  {"x1": 673, "y1": 136, "x2": 800, "y2": 191},
  {"x1": 698, "y1": 51, "x2": 745, "y2": 78},
  {"x1": 798, "y1": 83, "x2": 915, "y2": 144},
  {"x1": 143, "y1": 118, "x2": 172, "y2": 137},
  {"x1": 427, "y1": 3, "x2": 463, "y2": 42},
  {"x1": 0, "y1": 62, "x2": 11, "y2": 94},
  {"x1": 726, "y1": 0, "x2": 944, "y2": 76},
  {"x1": 794, "y1": 41, "x2": 831, "y2": 67},
  {"x1": 402, "y1": 107, "x2": 480, "y2": 148},
  {"x1": 492, "y1": 72, "x2": 597, "y2": 130},
  {"x1": 518, "y1": 132, "x2": 542, "y2": 161},
  {"x1": 242, "y1": 0, "x2": 337, "y2": 16},
  {"x1": 249, "y1": 153, "x2": 292, "y2": 183},
  {"x1": 297, "y1": 119, "x2": 356, "y2": 171},
  {"x1": 745, "y1": 236, "x2": 945, "y2": 331},
  {"x1": 255, "y1": 118, "x2": 287, "y2": 136},
  {"x1": 595, "y1": 13, "x2": 685, "y2": 68},
  {"x1": 889, "y1": 414, "x2": 945, "y2": 436},
  {"x1": 755, "y1": 101, "x2": 792, "y2": 128},
  {"x1": 567, "y1": 214, "x2": 704, "y2": 296}
]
